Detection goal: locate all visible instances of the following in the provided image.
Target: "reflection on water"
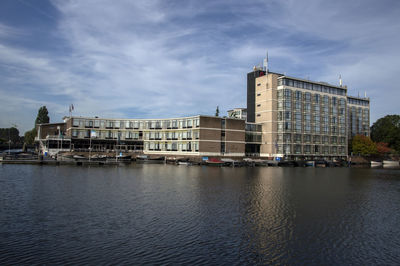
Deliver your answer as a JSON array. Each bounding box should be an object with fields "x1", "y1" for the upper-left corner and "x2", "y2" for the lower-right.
[{"x1": 0, "y1": 164, "x2": 399, "y2": 264}]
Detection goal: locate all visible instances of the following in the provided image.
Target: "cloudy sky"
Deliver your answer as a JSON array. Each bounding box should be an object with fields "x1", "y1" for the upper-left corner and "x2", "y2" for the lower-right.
[{"x1": 0, "y1": 0, "x2": 399, "y2": 133}]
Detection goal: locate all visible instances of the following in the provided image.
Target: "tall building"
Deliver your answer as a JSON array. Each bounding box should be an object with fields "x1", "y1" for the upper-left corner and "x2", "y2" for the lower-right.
[
  {"x1": 247, "y1": 54, "x2": 370, "y2": 160},
  {"x1": 347, "y1": 96, "x2": 370, "y2": 138}
]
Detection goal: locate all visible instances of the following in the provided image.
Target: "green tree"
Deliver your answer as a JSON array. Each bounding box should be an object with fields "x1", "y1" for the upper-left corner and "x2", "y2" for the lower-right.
[
  {"x1": 35, "y1": 106, "x2": 50, "y2": 125},
  {"x1": 24, "y1": 106, "x2": 51, "y2": 145},
  {"x1": 370, "y1": 115, "x2": 400, "y2": 153},
  {"x1": 352, "y1": 134, "x2": 377, "y2": 156},
  {"x1": 24, "y1": 128, "x2": 37, "y2": 145},
  {"x1": 215, "y1": 106, "x2": 219, "y2": 117},
  {"x1": 0, "y1": 127, "x2": 20, "y2": 143}
]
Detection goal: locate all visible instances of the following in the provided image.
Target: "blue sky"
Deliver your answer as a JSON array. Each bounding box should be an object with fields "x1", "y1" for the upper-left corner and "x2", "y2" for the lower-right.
[{"x1": 0, "y1": 0, "x2": 399, "y2": 134}]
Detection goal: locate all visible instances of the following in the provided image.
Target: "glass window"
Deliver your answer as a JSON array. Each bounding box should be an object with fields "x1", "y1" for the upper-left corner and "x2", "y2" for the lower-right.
[
  {"x1": 305, "y1": 92, "x2": 311, "y2": 102},
  {"x1": 314, "y1": 94, "x2": 320, "y2": 103},
  {"x1": 284, "y1": 89, "x2": 291, "y2": 99},
  {"x1": 295, "y1": 91, "x2": 302, "y2": 100}
]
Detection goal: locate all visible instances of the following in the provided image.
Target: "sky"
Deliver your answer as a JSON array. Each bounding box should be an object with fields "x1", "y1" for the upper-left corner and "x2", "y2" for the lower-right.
[{"x1": 0, "y1": 0, "x2": 399, "y2": 134}]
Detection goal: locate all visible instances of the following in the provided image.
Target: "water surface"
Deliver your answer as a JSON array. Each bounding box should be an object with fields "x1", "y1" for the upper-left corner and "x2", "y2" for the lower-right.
[{"x1": 1, "y1": 164, "x2": 399, "y2": 265}]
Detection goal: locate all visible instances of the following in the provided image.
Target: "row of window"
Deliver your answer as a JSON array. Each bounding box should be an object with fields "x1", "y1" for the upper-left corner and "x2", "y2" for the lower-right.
[
  {"x1": 278, "y1": 89, "x2": 347, "y2": 104},
  {"x1": 145, "y1": 142, "x2": 199, "y2": 152},
  {"x1": 278, "y1": 78, "x2": 346, "y2": 96},
  {"x1": 278, "y1": 134, "x2": 346, "y2": 144},
  {"x1": 348, "y1": 98, "x2": 369, "y2": 106},
  {"x1": 277, "y1": 144, "x2": 346, "y2": 154},
  {"x1": 72, "y1": 118, "x2": 200, "y2": 130},
  {"x1": 278, "y1": 112, "x2": 346, "y2": 123},
  {"x1": 277, "y1": 101, "x2": 346, "y2": 115},
  {"x1": 278, "y1": 122, "x2": 346, "y2": 135},
  {"x1": 71, "y1": 130, "x2": 199, "y2": 140}
]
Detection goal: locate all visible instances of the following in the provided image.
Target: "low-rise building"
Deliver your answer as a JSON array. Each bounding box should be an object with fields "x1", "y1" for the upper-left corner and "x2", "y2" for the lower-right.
[{"x1": 36, "y1": 115, "x2": 246, "y2": 157}]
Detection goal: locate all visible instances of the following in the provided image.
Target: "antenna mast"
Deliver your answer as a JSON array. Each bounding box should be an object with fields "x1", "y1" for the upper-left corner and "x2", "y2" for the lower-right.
[{"x1": 263, "y1": 50, "x2": 269, "y2": 72}]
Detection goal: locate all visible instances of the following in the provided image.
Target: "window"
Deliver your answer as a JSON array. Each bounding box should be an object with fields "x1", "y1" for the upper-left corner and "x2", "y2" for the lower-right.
[
  {"x1": 304, "y1": 103, "x2": 311, "y2": 112},
  {"x1": 284, "y1": 89, "x2": 291, "y2": 99},
  {"x1": 295, "y1": 91, "x2": 302, "y2": 100},
  {"x1": 305, "y1": 92, "x2": 311, "y2": 102},
  {"x1": 314, "y1": 94, "x2": 320, "y2": 103},
  {"x1": 295, "y1": 122, "x2": 302, "y2": 132}
]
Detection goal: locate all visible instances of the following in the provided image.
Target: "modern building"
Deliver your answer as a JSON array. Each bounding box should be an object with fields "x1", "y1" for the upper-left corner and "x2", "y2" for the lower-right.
[
  {"x1": 347, "y1": 96, "x2": 370, "y2": 138},
  {"x1": 36, "y1": 115, "x2": 247, "y2": 157},
  {"x1": 246, "y1": 54, "x2": 370, "y2": 160}
]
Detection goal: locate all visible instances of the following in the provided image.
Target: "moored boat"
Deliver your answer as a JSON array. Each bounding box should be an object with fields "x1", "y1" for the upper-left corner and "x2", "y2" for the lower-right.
[
  {"x1": 383, "y1": 160, "x2": 399, "y2": 167},
  {"x1": 370, "y1": 161, "x2": 383, "y2": 167},
  {"x1": 136, "y1": 155, "x2": 165, "y2": 163},
  {"x1": 205, "y1": 158, "x2": 224, "y2": 166},
  {"x1": 305, "y1": 161, "x2": 315, "y2": 167}
]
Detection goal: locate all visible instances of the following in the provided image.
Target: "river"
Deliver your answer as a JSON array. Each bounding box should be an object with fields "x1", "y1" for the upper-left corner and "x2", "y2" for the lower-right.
[{"x1": 1, "y1": 164, "x2": 399, "y2": 265}]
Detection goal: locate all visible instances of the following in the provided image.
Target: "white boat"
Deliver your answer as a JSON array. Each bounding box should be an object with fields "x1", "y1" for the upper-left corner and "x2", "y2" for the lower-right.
[
  {"x1": 383, "y1": 160, "x2": 399, "y2": 167},
  {"x1": 177, "y1": 161, "x2": 191, "y2": 165},
  {"x1": 370, "y1": 161, "x2": 382, "y2": 167}
]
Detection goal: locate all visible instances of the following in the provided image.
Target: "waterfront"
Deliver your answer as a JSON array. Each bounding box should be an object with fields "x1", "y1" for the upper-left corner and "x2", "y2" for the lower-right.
[{"x1": 1, "y1": 164, "x2": 399, "y2": 265}]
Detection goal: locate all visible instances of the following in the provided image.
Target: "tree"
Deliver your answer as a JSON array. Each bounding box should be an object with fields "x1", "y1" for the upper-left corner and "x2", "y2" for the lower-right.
[
  {"x1": 376, "y1": 142, "x2": 392, "y2": 156},
  {"x1": 370, "y1": 115, "x2": 400, "y2": 153},
  {"x1": 0, "y1": 127, "x2": 20, "y2": 143},
  {"x1": 35, "y1": 106, "x2": 50, "y2": 125},
  {"x1": 352, "y1": 134, "x2": 377, "y2": 156},
  {"x1": 24, "y1": 106, "x2": 51, "y2": 145},
  {"x1": 24, "y1": 128, "x2": 37, "y2": 145},
  {"x1": 215, "y1": 106, "x2": 219, "y2": 117}
]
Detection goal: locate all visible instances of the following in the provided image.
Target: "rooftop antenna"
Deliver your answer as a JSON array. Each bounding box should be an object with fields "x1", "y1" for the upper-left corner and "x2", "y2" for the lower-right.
[
  {"x1": 339, "y1": 74, "x2": 343, "y2": 87},
  {"x1": 263, "y1": 50, "x2": 269, "y2": 72}
]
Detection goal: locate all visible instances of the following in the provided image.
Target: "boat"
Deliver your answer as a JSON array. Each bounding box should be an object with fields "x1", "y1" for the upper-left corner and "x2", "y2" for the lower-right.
[
  {"x1": 370, "y1": 161, "x2": 383, "y2": 167},
  {"x1": 305, "y1": 160, "x2": 315, "y2": 167},
  {"x1": 315, "y1": 160, "x2": 327, "y2": 168},
  {"x1": 205, "y1": 158, "x2": 224, "y2": 166},
  {"x1": 177, "y1": 161, "x2": 191, "y2": 165},
  {"x1": 73, "y1": 155, "x2": 87, "y2": 160},
  {"x1": 116, "y1": 155, "x2": 132, "y2": 162},
  {"x1": 383, "y1": 160, "x2": 399, "y2": 167},
  {"x1": 136, "y1": 155, "x2": 165, "y2": 163},
  {"x1": 278, "y1": 160, "x2": 296, "y2": 167}
]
